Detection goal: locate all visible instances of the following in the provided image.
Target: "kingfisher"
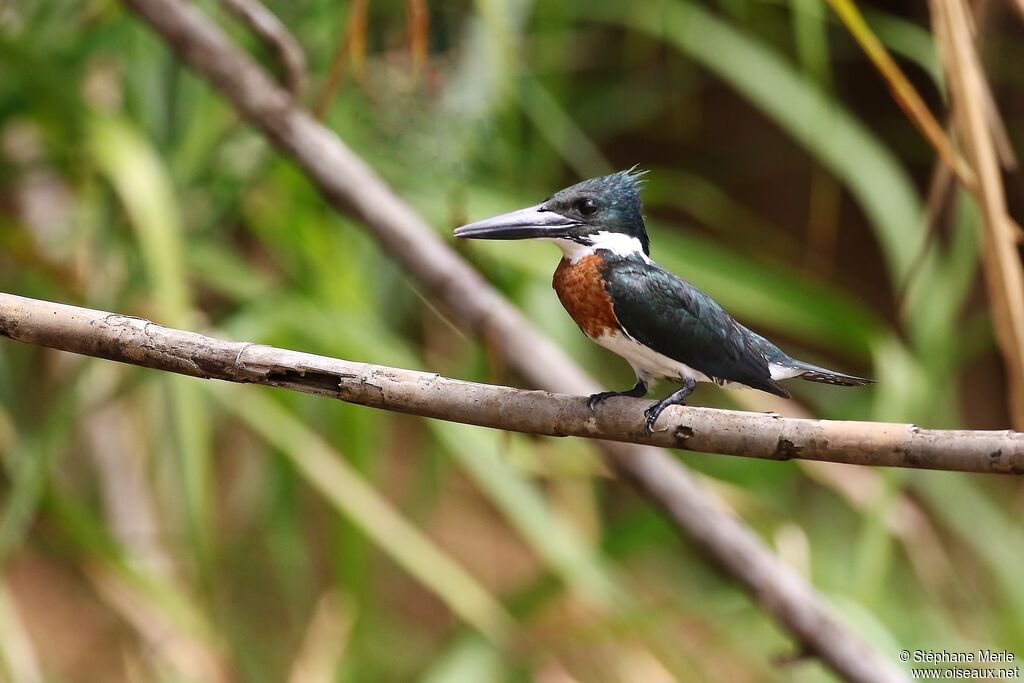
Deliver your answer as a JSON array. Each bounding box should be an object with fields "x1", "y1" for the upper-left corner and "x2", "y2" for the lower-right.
[{"x1": 454, "y1": 170, "x2": 874, "y2": 433}]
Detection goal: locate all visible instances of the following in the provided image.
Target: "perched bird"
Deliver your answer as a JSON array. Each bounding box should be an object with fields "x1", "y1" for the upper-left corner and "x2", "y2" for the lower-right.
[{"x1": 454, "y1": 170, "x2": 874, "y2": 432}]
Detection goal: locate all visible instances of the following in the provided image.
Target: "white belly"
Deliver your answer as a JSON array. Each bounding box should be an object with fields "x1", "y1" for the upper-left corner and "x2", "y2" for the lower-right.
[
  {"x1": 592, "y1": 330, "x2": 802, "y2": 386},
  {"x1": 593, "y1": 330, "x2": 714, "y2": 384}
]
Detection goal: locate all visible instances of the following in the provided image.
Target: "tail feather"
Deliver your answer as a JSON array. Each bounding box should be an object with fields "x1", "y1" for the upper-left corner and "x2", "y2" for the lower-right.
[
  {"x1": 742, "y1": 327, "x2": 875, "y2": 388},
  {"x1": 792, "y1": 361, "x2": 875, "y2": 387}
]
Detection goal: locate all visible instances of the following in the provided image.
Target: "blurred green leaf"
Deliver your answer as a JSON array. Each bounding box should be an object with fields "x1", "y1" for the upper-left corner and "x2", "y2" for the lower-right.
[
  {"x1": 89, "y1": 114, "x2": 215, "y2": 574},
  {"x1": 432, "y1": 423, "x2": 621, "y2": 607},
  {"x1": 216, "y1": 386, "x2": 517, "y2": 645},
  {"x1": 597, "y1": 0, "x2": 925, "y2": 283},
  {"x1": 0, "y1": 0, "x2": 1014, "y2": 676},
  {"x1": 419, "y1": 634, "x2": 503, "y2": 683}
]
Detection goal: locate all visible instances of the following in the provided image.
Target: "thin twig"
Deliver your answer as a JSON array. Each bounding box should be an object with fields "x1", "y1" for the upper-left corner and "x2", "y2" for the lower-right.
[
  {"x1": 220, "y1": 0, "x2": 306, "y2": 98},
  {"x1": 117, "y1": 1, "x2": 908, "y2": 680},
  {"x1": 895, "y1": 156, "x2": 953, "y2": 314},
  {"x1": 313, "y1": 0, "x2": 367, "y2": 118},
  {"x1": 2, "y1": 294, "x2": 1019, "y2": 472},
  {"x1": 979, "y1": 63, "x2": 1018, "y2": 170}
]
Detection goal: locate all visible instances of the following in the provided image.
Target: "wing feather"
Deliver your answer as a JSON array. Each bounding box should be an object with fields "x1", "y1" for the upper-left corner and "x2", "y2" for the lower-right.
[{"x1": 600, "y1": 255, "x2": 789, "y2": 397}]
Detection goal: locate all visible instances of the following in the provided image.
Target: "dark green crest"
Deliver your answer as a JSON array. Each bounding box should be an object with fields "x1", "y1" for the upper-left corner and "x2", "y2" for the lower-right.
[{"x1": 543, "y1": 169, "x2": 649, "y2": 254}]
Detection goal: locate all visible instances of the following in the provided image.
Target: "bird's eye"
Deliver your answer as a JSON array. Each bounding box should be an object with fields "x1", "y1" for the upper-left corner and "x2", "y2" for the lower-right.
[{"x1": 576, "y1": 198, "x2": 598, "y2": 216}]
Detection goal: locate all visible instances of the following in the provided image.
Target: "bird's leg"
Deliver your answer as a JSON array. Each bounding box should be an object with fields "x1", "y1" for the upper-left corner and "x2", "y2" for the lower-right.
[
  {"x1": 643, "y1": 376, "x2": 696, "y2": 433},
  {"x1": 587, "y1": 378, "x2": 648, "y2": 411}
]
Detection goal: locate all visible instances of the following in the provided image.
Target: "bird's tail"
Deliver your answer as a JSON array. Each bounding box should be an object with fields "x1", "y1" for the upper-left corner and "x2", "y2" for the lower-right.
[
  {"x1": 743, "y1": 328, "x2": 875, "y2": 387},
  {"x1": 791, "y1": 360, "x2": 875, "y2": 387}
]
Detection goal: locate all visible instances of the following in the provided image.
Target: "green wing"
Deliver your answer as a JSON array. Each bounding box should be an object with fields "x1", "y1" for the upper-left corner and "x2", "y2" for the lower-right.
[{"x1": 601, "y1": 255, "x2": 789, "y2": 397}]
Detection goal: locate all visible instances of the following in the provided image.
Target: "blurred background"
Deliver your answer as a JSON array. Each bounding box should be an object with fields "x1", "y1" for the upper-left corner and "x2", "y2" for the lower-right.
[{"x1": 1, "y1": 0, "x2": 1023, "y2": 681}]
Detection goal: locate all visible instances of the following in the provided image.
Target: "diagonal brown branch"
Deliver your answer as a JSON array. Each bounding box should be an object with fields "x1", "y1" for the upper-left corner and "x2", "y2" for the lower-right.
[
  {"x1": 2, "y1": 293, "x2": 1020, "y2": 473},
  {"x1": 117, "y1": 0, "x2": 908, "y2": 680}
]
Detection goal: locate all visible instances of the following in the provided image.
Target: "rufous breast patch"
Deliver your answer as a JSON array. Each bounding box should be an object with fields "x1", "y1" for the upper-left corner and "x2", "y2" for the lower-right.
[{"x1": 552, "y1": 254, "x2": 620, "y2": 339}]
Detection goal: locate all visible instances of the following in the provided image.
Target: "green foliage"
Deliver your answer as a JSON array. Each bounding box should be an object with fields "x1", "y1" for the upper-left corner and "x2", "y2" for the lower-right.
[{"x1": 0, "y1": 0, "x2": 1015, "y2": 681}]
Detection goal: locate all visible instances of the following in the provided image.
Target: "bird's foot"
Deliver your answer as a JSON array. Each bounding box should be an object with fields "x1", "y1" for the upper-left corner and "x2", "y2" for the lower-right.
[
  {"x1": 642, "y1": 377, "x2": 697, "y2": 433},
  {"x1": 643, "y1": 398, "x2": 686, "y2": 433},
  {"x1": 586, "y1": 379, "x2": 649, "y2": 411},
  {"x1": 587, "y1": 391, "x2": 620, "y2": 411}
]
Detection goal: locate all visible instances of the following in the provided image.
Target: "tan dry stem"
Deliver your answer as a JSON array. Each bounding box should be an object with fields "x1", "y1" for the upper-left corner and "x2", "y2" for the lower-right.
[{"x1": 930, "y1": 0, "x2": 1024, "y2": 428}]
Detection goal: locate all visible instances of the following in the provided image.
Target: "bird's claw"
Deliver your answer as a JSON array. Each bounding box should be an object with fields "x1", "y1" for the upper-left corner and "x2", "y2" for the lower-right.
[
  {"x1": 586, "y1": 392, "x2": 613, "y2": 411},
  {"x1": 643, "y1": 405, "x2": 660, "y2": 433},
  {"x1": 643, "y1": 399, "x2": 686, "y2": 433}
]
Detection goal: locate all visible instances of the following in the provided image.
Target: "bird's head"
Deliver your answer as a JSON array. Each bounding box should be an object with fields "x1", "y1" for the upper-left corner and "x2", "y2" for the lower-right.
[{"x1": 454, "y1": 169, "x2": 649, "y2": 260}]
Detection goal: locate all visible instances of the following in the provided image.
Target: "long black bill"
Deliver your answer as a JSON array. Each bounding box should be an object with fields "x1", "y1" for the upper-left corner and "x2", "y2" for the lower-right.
[{"x1": 453, "y1": 204, "x2": 579, "y2": 240}]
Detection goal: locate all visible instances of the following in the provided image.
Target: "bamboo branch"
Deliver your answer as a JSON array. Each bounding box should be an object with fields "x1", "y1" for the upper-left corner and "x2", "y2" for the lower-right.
[
  {"x1": 2, "y1": 292, "x2": 1021, "y2": 475},
  {"x1": 116, "y1": 1, "x2": 909, "y2": 680}
]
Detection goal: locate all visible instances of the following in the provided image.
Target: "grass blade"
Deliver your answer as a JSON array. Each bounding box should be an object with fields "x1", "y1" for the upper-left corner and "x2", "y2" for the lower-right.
[{"x1": 215, "y1": 386, "x2": 516, "y2": 645}]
